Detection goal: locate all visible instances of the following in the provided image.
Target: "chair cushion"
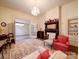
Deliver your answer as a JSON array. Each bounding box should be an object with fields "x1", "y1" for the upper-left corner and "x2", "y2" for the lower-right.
[
  {"x1": 41, "y1": 49, "x2": 50, "y2": 59},
  {"x1": 58, "y1": 35, "x2": 68, "y2": 40},
  {"x1": 54, "y1": 43, "x2": 68, "y2": 48},
  {"x1": 47, "y1": 33, "x2": 56, "y2": 40},
  {"x1": 58, "y1": 35, "x2": 68, "y2": 44},
  {"x1": 44, "y1": 40, "x2": 53, "y2": 45},
  {"x1": 37, "y1": 46, "x2": 50, "y2": 59},
  {"x1": 36, "y1": 54, "x2": 41, "y2": 59}
]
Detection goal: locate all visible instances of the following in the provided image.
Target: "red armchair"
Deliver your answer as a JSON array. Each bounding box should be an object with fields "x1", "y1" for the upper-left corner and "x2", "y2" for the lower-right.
[{"x1": 53, "y1": 35, "x2": 69, "y2": 53}]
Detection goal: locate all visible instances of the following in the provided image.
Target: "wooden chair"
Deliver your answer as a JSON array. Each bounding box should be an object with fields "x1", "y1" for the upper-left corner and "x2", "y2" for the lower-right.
[
  {"x1": 7, "y1": 33, "x2": 15, "y2": 48},
  {"x1": 1, "y1": 34, "x2": 8, "y2": 53},
  {"x1": 0, "y1": 46, "x2": 4, "y2": 59},
  {"x1": 0, "y1": 34, "x2": 8, "y2": 59}
]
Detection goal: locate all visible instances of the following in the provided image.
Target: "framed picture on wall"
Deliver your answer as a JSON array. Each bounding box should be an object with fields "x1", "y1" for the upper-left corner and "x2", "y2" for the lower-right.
[
  {"x1": 68, "y1": 18, "x2": 78, "y2": 46},
  {"x1": 68, "y1": 18, "x2": 78, "y2": 35},
  {"x1": 1, "y1": 22, "x2": 7, "y2": 27}
]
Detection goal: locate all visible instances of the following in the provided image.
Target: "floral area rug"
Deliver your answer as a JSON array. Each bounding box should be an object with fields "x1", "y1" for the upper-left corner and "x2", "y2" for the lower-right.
[
  {"x1": 10, "y1": 39, "x2": 78, "y2": 59},
  {"x1": 10, "y1": 39, "x2": 44, "y2": 59},
  {"x1": 0, "y1": 39, "x2": 77, "y2": 59}
]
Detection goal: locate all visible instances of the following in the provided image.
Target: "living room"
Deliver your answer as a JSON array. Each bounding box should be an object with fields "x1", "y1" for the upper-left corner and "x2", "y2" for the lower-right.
[{"x1": 0, "y1": 0, "x2": 78, "y2": 59}]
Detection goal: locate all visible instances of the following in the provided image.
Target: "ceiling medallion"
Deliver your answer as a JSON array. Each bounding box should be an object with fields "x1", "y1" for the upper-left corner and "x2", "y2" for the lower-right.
[{"x1": 31, "y1": 6, "x2": 40, "y2": 16}]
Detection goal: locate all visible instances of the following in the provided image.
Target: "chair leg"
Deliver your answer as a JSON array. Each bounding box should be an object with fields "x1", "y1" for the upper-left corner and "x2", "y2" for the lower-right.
[
  {"x1": 2, "y1": 49, "x2": 4, "y2": 59},
  {"x1": 4, "y1": 44, "x2": 7, "y2": 53},
  {"x1": 44, "y1": 41, "x2": 46, "y2": 46},
  {"x1": 7, "y1": 43, "x2": 11, "y2": 49},
  {"x1": 51, "y1": 45, "x2": 52, "y2": 50},
  {"x1": 9, "y1": 43, "x2": 11, "y2": 48}
]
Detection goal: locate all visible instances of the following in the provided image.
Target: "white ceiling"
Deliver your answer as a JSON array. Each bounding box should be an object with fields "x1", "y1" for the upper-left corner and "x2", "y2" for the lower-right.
[{"x1": 0, "y1": 0, "x2": 75, "y2": 16}]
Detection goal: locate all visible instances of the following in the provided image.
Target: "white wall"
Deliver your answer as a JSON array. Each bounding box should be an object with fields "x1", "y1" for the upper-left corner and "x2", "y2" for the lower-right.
[
  {"x1": 38, "y1": 6, "x2": 60, "y2": 31},
  {"x1": 38, "y1": 0, "x2": 77, "y2": 36},
  {"x1": 0, "y1": 6, "x2": 39, "y2": 34},
  {"x1": 0, "y1": 0, "x2": 77, "y2": 39},
  {"x1": 61, "y1": 0, "x2": 78, "y2": 35},
  {"x1": 45, "y1": 7, "x2": 59, "y2": 20}
]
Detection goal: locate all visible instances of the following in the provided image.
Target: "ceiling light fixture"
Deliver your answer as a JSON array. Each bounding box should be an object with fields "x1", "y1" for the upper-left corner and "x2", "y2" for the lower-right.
[
  {"x1": 31, "y1": 0, "x2": 40, "y2": 16},
  {"x1": 31, "y1": 6, "x2": 40, "y2": 16}
]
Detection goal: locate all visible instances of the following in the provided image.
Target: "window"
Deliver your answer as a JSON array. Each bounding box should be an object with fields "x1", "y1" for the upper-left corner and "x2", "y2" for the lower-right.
[
  {"x1": 31, "y1": 24, "x2": 37, "y2": 36},
  {"x1": 15, "y1": 22, "x2": 29, "y2": 36},
  {"x1": 15, "y1": 18, "x2": 37, "y2": 39}
]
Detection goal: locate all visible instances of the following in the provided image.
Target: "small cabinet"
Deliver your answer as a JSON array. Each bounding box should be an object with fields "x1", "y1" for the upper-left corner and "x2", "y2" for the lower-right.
[{"x1": 37, "y1": 31, "x2": 44, "y2": 39}]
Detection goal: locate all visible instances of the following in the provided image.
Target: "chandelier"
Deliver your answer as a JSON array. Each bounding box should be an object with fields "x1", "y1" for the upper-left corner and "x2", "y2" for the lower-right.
[
  {"x1": 31, "y1": 6, "x2": 40, "y2": 16},
  {"x1": 31, "y1": 0, "x2": 40, "y2": 16}
]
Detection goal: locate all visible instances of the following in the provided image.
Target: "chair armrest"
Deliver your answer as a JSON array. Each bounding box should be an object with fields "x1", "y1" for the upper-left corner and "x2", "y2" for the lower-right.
[
  {"x1": 48, "y1": 54, "x2": 55, "y2": 59},
  {"x1": 48, "y1": 51, "x2": 67, "y2": 59},
  {"x1": 48, "y1": 51, "x2": 58, "y2": 59}
]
